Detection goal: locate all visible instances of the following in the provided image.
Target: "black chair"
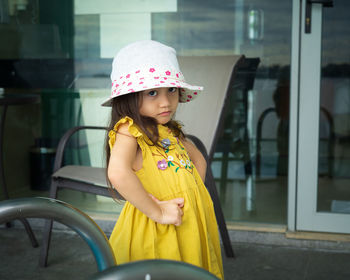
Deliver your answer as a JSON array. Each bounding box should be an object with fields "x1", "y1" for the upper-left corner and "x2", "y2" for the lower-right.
[
  {"x1": 89, "y1": 259, "x2": 219, "y2": 280},
  {"x1": 1, "y1": 198, "x2": 221, "y2": 279},
  {"x1": 0, "y1": 197, "x2": 115, "y2": 273},
  {"x1": 212, "y1": 58, "x2": 261, "y2": 201},
  {"x1": 40, "y1": 126, "x2": 234, "y2": 267}
]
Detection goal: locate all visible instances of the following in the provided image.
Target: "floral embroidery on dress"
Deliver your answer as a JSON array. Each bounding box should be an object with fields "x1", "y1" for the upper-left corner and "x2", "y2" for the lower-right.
[
  {"x1": 161, "y1": 138, "x2": 171, "y2": 150},
  {"x1": 154, "y1": 136, "x2": 194, "y2": 174},
  {"x1": 157, "y1": 159, "x2": 168, "y2": 170}
]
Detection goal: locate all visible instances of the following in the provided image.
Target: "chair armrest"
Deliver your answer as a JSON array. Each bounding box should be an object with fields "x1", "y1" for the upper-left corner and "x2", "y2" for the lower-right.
[{"x1": 53, "y1": 126, "x2": 108, "y2": 172}]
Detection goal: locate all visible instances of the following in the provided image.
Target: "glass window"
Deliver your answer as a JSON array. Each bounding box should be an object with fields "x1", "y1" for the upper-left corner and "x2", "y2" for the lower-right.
[{"x1": 0, "y1": 0, "x2": 292, "y2": 225}]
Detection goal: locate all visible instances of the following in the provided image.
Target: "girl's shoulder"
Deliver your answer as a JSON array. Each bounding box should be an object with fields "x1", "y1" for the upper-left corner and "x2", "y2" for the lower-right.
[
  {"x1": 110, "y1": 117, "x2": 143, "y2": 137},
  {"x1": 108, "y1": 117, "x2": 144, "y2": 150}
]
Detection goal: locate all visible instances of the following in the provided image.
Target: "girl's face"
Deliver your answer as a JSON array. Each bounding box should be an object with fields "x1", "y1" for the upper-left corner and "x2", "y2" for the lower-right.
[{"x1": 139, "y1": 87, "x2": 179, "y2": 124}]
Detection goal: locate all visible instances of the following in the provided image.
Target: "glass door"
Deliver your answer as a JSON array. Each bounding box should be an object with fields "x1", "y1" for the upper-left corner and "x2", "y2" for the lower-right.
[{"x1": 296, "y1": 0, "x2": 350, "y2": 233}]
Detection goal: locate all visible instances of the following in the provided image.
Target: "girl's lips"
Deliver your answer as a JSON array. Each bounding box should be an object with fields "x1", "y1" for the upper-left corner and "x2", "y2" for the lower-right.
[{"x1": 159, "y1": 111, "x2": 171, "y2": 116}]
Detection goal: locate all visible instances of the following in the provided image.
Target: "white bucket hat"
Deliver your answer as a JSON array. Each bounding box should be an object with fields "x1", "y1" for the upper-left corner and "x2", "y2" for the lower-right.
[{"x1": 101, "y1": 40, "x2": 203, "y2": 106}]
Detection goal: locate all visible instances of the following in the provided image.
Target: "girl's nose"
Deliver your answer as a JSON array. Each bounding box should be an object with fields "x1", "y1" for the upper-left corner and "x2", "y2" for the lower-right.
[{"x1": 159, "y1": 91, "x2": 171, "y2": 107}]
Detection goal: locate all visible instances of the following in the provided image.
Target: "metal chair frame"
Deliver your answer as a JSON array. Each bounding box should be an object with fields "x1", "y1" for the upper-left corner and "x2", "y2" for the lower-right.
[{"x1": 40, "y1": 125, "x2": 234, "y2": 267}]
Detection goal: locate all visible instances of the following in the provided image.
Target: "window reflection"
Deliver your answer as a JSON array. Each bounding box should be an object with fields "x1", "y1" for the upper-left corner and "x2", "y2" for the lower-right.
[
  {"x1": 0, "y1": 0, "x2": 293, "y2": 224},
  {"x1": 317, "y1": 0, "x2": 350, "y2": 214}
]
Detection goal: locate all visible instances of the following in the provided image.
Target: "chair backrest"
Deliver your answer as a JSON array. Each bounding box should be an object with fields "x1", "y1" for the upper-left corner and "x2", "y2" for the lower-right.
[
  {"x1": 176, "y1": 55, "x2": 244, "y2": 158},
  {"x1": 89, "y1": 259, "x2": 219, "y2": 280}
]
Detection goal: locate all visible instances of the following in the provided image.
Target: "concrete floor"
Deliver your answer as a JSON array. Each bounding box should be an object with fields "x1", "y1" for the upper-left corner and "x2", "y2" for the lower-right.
[{"x1": 1, "y1": 226, "x2": 350, "y2": 280}]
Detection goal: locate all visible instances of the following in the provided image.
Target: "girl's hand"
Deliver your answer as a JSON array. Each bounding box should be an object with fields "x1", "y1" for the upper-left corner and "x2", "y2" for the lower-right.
[{"x1": 149, "y1": 194, "x2": 184, "y2": 226}]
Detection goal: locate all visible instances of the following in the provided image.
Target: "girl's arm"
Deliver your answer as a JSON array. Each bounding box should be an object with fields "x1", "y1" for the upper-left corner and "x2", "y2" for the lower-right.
[
  {"x1": 182, "y1": 138, "x2": 207, "y2": 182},
  {"x1": 108, "y1": 123, "x2": 184, "y2": 226}
]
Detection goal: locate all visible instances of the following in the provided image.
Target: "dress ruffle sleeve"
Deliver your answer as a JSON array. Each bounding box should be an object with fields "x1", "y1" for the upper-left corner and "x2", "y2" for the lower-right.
[{"x1": 108, "y1": 116, "x2": 143, "y2": 150}]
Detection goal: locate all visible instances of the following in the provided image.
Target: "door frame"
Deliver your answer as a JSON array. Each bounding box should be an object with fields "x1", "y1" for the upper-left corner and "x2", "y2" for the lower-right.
[{"x1": 289, "y1": 0, "x2": 350, "y2": 234}]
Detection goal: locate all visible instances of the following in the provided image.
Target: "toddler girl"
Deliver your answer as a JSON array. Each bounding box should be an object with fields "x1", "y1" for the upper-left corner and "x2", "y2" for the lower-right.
[{"x1": 104, "y1": 40, "x2": 223, "y2": 279}]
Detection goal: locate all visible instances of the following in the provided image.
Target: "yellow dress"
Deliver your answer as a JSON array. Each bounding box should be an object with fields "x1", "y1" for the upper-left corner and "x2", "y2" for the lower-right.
[{"x1": 108, "y1": 117, "x2": 224, "y2": 279}]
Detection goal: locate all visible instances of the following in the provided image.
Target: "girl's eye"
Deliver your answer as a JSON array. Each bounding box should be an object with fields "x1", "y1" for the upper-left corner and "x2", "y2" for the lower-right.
[
  {"x1": 147, "y1": 90, "x2": 157, "y2": 97},
  {"x1": 169, "y1": 87, "x2": 177, "y2": 93}
]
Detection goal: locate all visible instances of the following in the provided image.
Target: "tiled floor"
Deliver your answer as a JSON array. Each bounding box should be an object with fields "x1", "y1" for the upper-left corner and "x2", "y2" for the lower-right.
[{"x1": 1, "y1": 227, "x2": 350, "y2": 280}]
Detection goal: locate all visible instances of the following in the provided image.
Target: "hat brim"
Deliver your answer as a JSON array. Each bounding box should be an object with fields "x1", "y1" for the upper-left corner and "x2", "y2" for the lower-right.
[{"x1": 101, "y1": 81, "x2": 203, "y2": 107}]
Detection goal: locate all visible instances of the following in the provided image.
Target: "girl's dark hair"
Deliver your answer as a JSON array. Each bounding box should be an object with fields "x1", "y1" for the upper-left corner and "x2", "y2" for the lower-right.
[{"x1": 105, "y1": 91, "x2": 184, "y2": 197}]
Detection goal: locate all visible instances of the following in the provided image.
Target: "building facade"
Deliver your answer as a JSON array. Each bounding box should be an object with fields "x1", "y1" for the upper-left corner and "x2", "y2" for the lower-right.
[{"x1": 0, "y1": 0, "x2": 349, "y2": 235}]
